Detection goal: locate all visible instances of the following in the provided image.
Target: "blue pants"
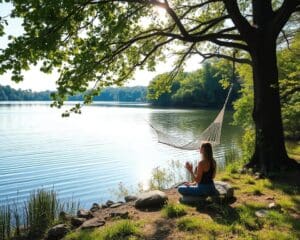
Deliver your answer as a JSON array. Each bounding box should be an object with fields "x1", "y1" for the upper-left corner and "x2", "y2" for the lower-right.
[{"x1": 178, "y1": 183, "x2": 217, "y2": 196}]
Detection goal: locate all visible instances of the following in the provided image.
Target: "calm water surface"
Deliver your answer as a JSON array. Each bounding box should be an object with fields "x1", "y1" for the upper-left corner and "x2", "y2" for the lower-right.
[{"x1": 0, "y1": 102, "x2": 242, "y2": 206}]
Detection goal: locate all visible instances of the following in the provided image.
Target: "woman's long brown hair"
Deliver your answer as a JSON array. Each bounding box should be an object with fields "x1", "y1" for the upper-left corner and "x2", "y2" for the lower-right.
[{"x1": 201, "y1": 142, "x2": 216, "y2": 172}]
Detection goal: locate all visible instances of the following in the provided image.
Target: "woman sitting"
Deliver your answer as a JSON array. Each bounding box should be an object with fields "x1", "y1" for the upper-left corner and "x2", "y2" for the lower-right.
[{"x1": 178, "y1": 142, "x2": 217, "y2": 196}]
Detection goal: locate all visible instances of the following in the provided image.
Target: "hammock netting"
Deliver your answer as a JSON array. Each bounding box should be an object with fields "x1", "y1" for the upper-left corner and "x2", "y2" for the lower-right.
[{"x1": 149, "y1": 85, "x2": 233, "y2": 150}]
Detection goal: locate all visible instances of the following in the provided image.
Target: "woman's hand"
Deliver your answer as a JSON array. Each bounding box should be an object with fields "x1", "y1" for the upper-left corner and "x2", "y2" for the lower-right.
[
  {"x1": 185, "y1": 162, "x2": 193, "y2": 172},
  {"x1": 184, "y1": 181, "x2": 196, "y2": 186}
]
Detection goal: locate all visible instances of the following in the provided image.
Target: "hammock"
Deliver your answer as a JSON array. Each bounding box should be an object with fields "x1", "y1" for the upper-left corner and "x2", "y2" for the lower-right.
[{"x1": 149, "y1": 85, "x2": 233, "y2": 150}]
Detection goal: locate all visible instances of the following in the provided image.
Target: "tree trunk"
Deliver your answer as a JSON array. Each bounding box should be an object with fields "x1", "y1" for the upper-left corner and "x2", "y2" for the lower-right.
[{"x1": 246, "y1": 36, "x2": 298, "y2": 174}]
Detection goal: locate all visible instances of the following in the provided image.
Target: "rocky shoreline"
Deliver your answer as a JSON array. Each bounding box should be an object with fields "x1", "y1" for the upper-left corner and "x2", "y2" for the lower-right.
[{"x1": 46, "y1": 182, "x2": 234, "y2": 240}]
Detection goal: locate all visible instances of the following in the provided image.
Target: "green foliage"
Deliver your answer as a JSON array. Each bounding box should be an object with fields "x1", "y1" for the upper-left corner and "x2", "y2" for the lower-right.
[
  {"x1": 64, "y1": 220, "x2": 141, "y2": 240},
  {"x1": 148, "y1": 167, "x2": 171, "y2": 190},
  {"x1": 277, "y1": 34, "x2": 300, "y2": 140},
  {"x1": 149, "y1": 160, "x2": 185, "y2": 190},
  {"x1": 161, "y1": 203, "x2": 186, "y2": 218},
  {"x1": 224, "y1": 147, "x2": 241, "y2": 174},
  {"x1": 147, "y1": 61, "x2": 238, "y2": 107}
]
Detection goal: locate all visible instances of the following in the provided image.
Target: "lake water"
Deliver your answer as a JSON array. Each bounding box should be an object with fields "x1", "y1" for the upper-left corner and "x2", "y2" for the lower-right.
[{"x1": 0, "y1": 102, "x2": 242, "y2": 207}]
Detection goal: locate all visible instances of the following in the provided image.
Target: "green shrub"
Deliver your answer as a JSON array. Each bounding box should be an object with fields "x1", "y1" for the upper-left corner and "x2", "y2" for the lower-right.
[{"x1": 162, "y1": 203, "x2": 186, "y2": 218}]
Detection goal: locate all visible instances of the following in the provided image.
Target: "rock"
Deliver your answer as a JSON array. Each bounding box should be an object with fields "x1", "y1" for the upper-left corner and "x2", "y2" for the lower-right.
[
  {"x1": 81, "y1": 218, "x2": 105, "y2": 229},
  {"x1": 268, "y1": 202, "x2": 281, "y2": 210},
  {"x1": 238, "y1": 168, "x2": 247, "y2": 174},
  {"x1": 90, "y1": 203, "x2": 101, "y2": 212},
  {"x1": 106, "y1": 200, "x2": 114, "y2": 207},
  {"x1": 47, "y1": 224, "x2": 69, "y2": 240},
  {"x1": 110, "y1": 211, "x2": 129, "y2": 219},
  {"x1": 77, "y1": 209, "x2": 93, "y2": 219},
  {"x1": 214, "y1": 181, "x2": 234, "y2": 199},
  {"x1": 255, "y1": 209, "x2": 268, "y2": 218},
  {"x1": 59, "y1": 211, "x2": 72, "y2": 221},
  {"x1": 254, "y1": 172, "x2": 264, "y2": 179},
  {"x1": 124, "y1": 195, "x2": 137, "y2": 202},
  {"x1": 71, "y1": 217, "x2": 86, "y2": 227},
  {"x1": 100, "y1": 203, "x2": 108, "y2": 209},
  {"x1": 110, "y1": 203, "x2": 122, "y2": 208},
  {"x1": 266, "y1": 196, "x2": 275, "y2": 201},
  {"x1": 135, "y1": 190, "x2": 168, "y2": 208}
]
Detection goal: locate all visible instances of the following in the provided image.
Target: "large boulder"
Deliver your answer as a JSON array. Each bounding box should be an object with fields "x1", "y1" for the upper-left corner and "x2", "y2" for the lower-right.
[
  {"x1": 179, "y1": 181, "x2": 234, "y2": 204},
  {"x1": 47, "y1": 224, "x2": 70, "y2": 240},
  {"x1": 81, "y1": 218, "x2": 105, "y2": 229},
  {"x1": 135, "y1": 190, "x2": 168, "y2": 208}
]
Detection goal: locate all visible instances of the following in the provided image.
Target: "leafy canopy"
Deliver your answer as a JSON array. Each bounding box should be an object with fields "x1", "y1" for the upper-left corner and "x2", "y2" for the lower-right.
[{"x1": 0, "y1": 0, "x2": 299, "y2": 112}]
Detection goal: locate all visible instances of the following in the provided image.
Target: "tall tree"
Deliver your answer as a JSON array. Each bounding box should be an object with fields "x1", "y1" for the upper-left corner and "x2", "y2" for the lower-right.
[{"x1": 0, "y1": 0, "x2": 299, "y2": 173}]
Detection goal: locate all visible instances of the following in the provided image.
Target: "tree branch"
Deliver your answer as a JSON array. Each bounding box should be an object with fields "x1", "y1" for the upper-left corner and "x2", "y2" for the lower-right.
[
  {"x1": 193, "y1": 49, "x2": 252, "y2": 65},
  {"x1": 223, "y1": 0, "x2": 253, "y2": 41},
  {"x1": 272, "y1": 0, "x2": 298, "y2": 38}
]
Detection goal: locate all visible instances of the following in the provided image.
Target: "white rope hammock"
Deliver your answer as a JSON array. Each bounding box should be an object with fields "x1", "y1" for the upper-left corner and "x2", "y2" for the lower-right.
[{"x1": 149, "y1": 85, "x2": 233, "y2": 150}]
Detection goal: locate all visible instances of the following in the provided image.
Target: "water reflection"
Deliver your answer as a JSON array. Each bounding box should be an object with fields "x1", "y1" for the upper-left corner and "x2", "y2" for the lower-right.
[{"x1": 0, "y1": 103, "x2": 242, "y2": 207}]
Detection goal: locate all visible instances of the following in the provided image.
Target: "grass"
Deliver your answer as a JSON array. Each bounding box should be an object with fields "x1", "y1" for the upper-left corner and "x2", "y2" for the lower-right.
[
  {"x1": 286, "y1": 141, "x2": 300, "y2": 161},
  {"x1": 0, "y1": 189, "x2": 79, "y2": 240},
  {"x1": 161, "y1": 203, "x2": 186, "y2": 218},
  {"x1": 236, "y1": 203, "x2": 263, "y2": 230},
  {"x1": 0, "y1": 205, "x2": 11, "y2": 240},
  {"x1": 64, "y1": 220, "x2": 141, "y2": 240},
  {"x1": 256, "y1": 229, "x2": 296, "y2": 240},
  {"x1": 177, "y1": 216, "x2": 230, "y2": 238}
]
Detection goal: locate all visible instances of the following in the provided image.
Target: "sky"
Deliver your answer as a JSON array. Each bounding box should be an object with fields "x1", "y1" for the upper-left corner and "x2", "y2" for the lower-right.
[{"x1": 0, "y1": 3, "x2": 202, "y2": 91}]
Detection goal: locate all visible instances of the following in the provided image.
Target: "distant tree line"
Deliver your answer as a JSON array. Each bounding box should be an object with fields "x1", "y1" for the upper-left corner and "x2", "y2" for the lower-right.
[
  {"x1": 0, "y1": 85, "x2": 51, "y2": 101},
  {"x1": 147, "y1": 61, "x2": 239, "y2": 108},
  {"x1": 0, "y1": 85, "x2": 147, "y2": 102}
]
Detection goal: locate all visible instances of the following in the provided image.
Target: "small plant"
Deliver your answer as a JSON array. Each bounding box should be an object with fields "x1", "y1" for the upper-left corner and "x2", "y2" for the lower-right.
[
  {"x1": 177, "y1": 216, "x2": 229, "y2": 236},
  {"x1": 220, "y1": 175, "x2": 231, "y2": 182},
  {"x1": 252, "y1": 188, "x2": 263, "y2": 196},
  {"x1": 244, "y1": 177, "x2": 255, "y2": 185},
  {"x1": 111, "y1": 182, "x2": 130, "y2": 199},
  {"x1": 149, "y1": 167, "x2": 171, "y2": 190},
  {"x1": 177, "y1": 216, "x2": 201, "y2": 231},
  {"x1": 236, "y1": 204, "x2": 263, "y2": 231},
  {"x1": 162, "y1": 203, "x2": 186, "y2": 218},
  {"x1": 65, "y1": 220, "x2": 141, "y2": 240},
  {"x1": 101, "y1": 220, "x2": 140, "y2": 240}
]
